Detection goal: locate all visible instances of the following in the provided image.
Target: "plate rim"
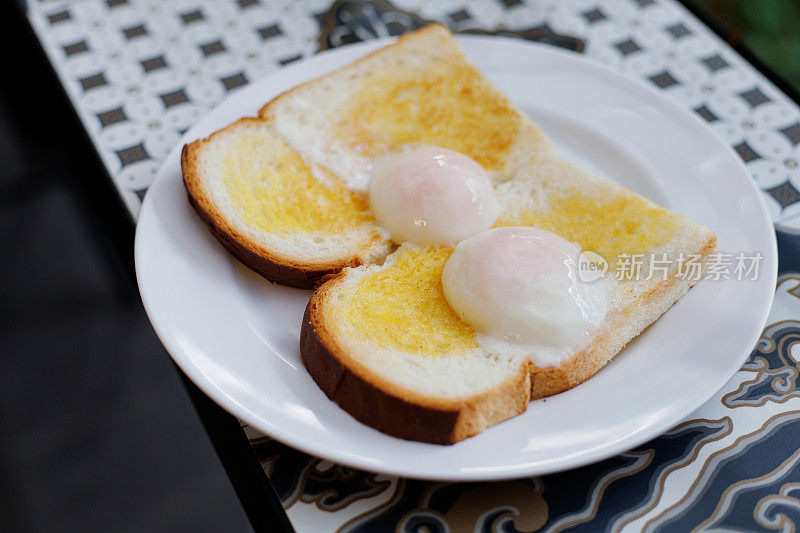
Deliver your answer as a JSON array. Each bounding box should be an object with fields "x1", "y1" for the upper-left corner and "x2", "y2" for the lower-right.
[{"x1": 135, "y1": 35, "x2": 778, "y2": 481}]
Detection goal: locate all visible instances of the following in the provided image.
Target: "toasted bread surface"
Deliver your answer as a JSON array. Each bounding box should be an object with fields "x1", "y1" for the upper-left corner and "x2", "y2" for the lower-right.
[
  {"x1": 302, "y1": 252, "x2": 532, "y2": 444},
  {"x1": 260, "y1": 24, "x2": 551, "y2": 190},
  {"x1": 182, "y1": 118, "x2": 390, "y2": 287}
]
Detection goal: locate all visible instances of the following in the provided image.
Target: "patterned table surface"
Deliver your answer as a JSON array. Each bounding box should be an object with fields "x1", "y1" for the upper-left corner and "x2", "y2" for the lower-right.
[{"x1": 26, "y1": 0, "x2": 800, "y2": 530}]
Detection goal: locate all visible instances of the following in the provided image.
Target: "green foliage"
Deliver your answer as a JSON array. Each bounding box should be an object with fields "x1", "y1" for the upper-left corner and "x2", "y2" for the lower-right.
[{"x1": 697, "y1": 0, "x2": 800, "y2": 87}]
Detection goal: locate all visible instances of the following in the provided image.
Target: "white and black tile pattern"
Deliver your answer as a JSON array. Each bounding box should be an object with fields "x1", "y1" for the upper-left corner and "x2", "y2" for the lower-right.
[{"x1": 26, "y1": 0, "x2": 800, "y2": 226}]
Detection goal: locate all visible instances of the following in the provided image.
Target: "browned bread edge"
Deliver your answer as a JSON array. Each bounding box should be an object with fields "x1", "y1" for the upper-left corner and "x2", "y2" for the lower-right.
[
  {"x1": 300, "y1": 280, "x2": 531, "y2": 444},
  {"x1": 301, "y1": 302, "x2": 461, "y2": 444},
  {"x1": 180, "y1": 118, "x2": 377, "y2": 289}
]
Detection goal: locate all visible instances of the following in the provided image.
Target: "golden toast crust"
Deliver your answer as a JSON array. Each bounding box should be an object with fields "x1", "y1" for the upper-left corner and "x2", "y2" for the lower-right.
[
  {"x1": 181, "y1": 118, "x2": 382, "y2": 288},
  {"x1": 301, "y1": 274, "x2": 531, "y2": 444}
]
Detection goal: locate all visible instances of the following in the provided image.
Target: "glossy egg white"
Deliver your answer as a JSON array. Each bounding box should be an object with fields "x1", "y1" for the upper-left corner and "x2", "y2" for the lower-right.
[
  {"x1": 442, "y1": 227, "x2": 612, "y2": 354},
  {"x1": 368, "y1": 145, "x2": 499, "y2": 246}
]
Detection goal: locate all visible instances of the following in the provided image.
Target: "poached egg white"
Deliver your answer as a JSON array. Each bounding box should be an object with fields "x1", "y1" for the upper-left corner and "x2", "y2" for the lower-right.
[
  {"x1": 442, "y1": 227, "x2": 614, "y2": 365},
  {"x1": 368, "y1": 145, "x2": 499, "y2": 246}
]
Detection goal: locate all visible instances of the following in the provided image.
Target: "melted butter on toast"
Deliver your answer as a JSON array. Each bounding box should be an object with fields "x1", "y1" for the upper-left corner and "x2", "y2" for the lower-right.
[
  {"x1": 343, "y1": 246, "x2": 478, "y2": 354},
  {"x1": 498, "y1": 187, "x2": 682, "y2": 267},
  {"x1": 333, "y1": 60, "x2": 521, "y2": 171},
  {"x1": 222, "y1": 135, "x2": 372, "y2": 234}
]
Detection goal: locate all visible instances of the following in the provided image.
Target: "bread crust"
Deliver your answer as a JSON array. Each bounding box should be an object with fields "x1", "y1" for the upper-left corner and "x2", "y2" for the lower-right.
[
  {"x1": 301, "y1": 275, "x2": 531, "y2": 444},
  {"x1": 301, "y1": 302, "x2": 461, "y2": 444},
  {"x1": 181, "y1": 118, "x2": 383, "y2": 289}
]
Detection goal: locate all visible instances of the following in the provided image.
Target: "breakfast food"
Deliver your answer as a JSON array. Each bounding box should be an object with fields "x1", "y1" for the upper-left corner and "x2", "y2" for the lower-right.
[
  {"x1": 183, "y1": 25, "x2": 717, "y2": 444},
  {"x1": 442, "y1": 227, "x2": 614, "y2": 359},
  {"x1": 182, "y1": 119, "x2": 391, "y2": 288},
  {"x1": 369, "y1": 145, "x2": 499, "y2": 246}
]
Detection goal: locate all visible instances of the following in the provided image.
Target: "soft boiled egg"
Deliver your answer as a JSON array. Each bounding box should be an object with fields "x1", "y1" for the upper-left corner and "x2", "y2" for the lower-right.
[
  {"x1": 442, "y1": 227, "x2": 614, "y2": 358},
  {"x1": 368, "y1": 145, "x2": 499, "y2": 246}
]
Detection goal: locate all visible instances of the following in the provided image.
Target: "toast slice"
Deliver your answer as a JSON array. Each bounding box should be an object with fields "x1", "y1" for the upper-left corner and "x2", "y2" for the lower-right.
[
  {"x1": 182, "y1": 118, "x2": 390, "y2": 288},
  {"x1": 301, "y1": 246, "x2": 532, "y2": 444},
  {"x1": 259, "y1": 24, "x2": 552, "y2": 190},
  {"x1": 303, "y1": 151, "x2": 716, "y2": 444}
]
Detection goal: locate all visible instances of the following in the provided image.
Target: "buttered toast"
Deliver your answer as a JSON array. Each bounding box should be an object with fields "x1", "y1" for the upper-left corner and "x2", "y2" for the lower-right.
[
  {"x1": 182, "y1": 119, "x2": 390, "y2": 288},
  {"x1": 182, "y1": 25, "x2": 717, "y2": 444}
]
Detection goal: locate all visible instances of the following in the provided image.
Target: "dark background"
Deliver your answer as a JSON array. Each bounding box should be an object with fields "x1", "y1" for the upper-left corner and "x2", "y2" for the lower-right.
[
  {"x1": 0, "y1": 3, "x2": 250, "y2": 531},
  {"x1": 0, "y1": 0, "x2": 796, "y2": 531}
]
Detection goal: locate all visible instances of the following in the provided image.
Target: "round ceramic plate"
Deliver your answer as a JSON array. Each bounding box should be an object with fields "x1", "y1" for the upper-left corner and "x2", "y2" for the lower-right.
[{"x1": 135, "y1": 36, "x2": 777, "y2": 481}]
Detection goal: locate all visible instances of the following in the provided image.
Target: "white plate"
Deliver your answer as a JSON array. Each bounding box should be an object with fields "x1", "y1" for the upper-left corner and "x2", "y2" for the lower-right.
[{"x1": 135, "y1": 36, "x2": 777, "y2": 481}]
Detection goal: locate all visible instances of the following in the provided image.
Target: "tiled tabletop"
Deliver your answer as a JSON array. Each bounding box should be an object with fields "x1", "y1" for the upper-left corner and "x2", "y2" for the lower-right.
[{"x1": 25, "y1": 0, "x2": 800, "y2": 530}]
